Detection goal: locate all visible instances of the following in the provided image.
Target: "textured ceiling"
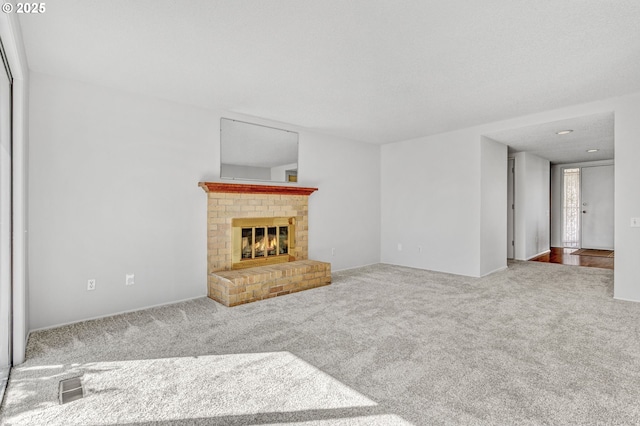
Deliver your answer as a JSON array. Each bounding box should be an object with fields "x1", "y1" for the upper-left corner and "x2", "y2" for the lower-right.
[
  {"x1": 17, "y1": 0, "x2": 640, "y2": 145},
  {"x1": 485, "y1": 112, "x2": 614, "y2": 164}
]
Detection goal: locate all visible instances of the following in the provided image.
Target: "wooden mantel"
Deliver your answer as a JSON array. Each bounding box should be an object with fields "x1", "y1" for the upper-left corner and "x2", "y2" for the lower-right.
[{"x1": 199, "y1": 182, "x2": 318, "y2": 196}]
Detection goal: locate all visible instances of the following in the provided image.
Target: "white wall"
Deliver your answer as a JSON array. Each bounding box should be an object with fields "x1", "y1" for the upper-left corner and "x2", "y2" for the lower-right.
[
  {"x1": 380, "y1": 131, "x2": 506, "y2": 278},
  {"x1": 513, "y1": 152, "x2": 550, "y2": 260},
  {"x1": 29, "y1": 72, "x2": 381, "y2": 330},
  {"x1": 381, "y1": 131, "x2": 481, "y2": 276},
  {"x1": 28, "y1": 72, "x2": 216, "y2": 330},
  {"x1": 302, "y1": 134, "x2": 380, "y2": 271},
  {"x1": 550, "y1": 160, "x2": 614, "y2": 248},
  {"x1": 480, "y1": 137, "x2": 507, "y2": 275},
  {"x1": 613, "y1": 94, "x2": 640, "y2": 301}
]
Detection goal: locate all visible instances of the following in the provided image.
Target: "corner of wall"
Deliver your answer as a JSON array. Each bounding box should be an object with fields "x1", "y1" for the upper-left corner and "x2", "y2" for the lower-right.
[{"x1": 479, "y1": 137, "x2": 508, "y2": 276}]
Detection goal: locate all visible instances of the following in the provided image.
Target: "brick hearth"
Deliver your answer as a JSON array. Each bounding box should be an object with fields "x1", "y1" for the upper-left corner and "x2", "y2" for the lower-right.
[{"x1": 208, "y1": 260, "x2": 331, "y2": 306}]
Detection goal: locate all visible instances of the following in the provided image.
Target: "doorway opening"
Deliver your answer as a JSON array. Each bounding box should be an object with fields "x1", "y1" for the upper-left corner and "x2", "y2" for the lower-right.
[{"x1": 531, "y1": 163, "x2": 614, "y2": 269}]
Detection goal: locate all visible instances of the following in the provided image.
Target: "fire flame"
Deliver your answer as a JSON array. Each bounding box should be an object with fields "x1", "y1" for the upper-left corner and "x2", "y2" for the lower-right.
[{"x1": 244, "y1": 236, "x2": 277, "y2": 254}]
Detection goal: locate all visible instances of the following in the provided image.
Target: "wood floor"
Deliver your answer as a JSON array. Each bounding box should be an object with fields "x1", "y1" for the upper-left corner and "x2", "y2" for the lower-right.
[{"x1": 529, "y1": 247, "x2": 614, "y2": 270}]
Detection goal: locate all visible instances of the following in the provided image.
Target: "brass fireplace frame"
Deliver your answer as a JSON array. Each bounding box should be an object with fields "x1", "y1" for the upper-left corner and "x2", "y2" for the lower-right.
[{"x1": 231, "y1": 217, "x2": 296, "y2": 270}]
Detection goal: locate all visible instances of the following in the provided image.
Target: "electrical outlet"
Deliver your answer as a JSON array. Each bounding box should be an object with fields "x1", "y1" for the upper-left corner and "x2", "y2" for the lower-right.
[
  {"x1": 125, "y1": 274, "x2": 135, "y2": 286},
  {"x1": 397, "y1": 243, "x2": 402, "y2": 251},
  {"x1": 418, "y1": 246, "x2": 422, "y2": 253},
  {"x1": 632, "y1": 218, "x2": 640, "y2": 228},
  {"x1": 331, "y1": 248, "x2": 335, "y2": 256},
  {"x1": 87, "y1": 279, "x2": 96, "y2": 291}
]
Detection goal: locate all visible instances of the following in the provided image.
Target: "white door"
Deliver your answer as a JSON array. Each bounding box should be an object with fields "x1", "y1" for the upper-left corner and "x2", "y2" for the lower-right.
[
  {"x1": 507, "y1": 158, "x2": 515, "y2": 259},
  {"x1": 581, "y1": 165, "x2": 614, "y2": 250}
]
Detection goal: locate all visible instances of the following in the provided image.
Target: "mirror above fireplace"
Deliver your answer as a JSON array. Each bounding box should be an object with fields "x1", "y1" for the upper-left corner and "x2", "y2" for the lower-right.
[{"x1": 220, "y1": 118, "x2": 299, "y2": 183}]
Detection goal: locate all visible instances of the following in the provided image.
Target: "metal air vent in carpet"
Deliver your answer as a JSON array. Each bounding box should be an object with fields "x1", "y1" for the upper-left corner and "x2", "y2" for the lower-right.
[{"x1": 59, "y1": 377, "x2": 84, "y2": 404}]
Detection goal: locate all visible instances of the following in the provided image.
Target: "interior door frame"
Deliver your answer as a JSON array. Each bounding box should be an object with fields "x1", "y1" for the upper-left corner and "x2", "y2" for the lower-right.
[
  {"x1": 507, "y1": 157, "x2": 515, "y2": 259},
  {"x1": 0, "y1": 37, "x2": 12, "y2": 401},
  {"x1": 0, "y1": 12, "x2": 28, "y2": 371}
]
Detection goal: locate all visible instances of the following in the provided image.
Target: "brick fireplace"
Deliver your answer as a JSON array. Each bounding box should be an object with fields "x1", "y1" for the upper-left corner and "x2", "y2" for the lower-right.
[{"x1": 199, "y1": 182, "x2": 331, "y2": 306}]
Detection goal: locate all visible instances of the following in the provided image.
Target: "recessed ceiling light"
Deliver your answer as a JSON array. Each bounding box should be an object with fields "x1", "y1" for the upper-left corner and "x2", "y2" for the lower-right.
[
  {"x1": 556, "y1": 130, "x2": 573, "y2": 135},
  {"x1": 586, "y1": 149, "x2": 599, "y2": 153}
]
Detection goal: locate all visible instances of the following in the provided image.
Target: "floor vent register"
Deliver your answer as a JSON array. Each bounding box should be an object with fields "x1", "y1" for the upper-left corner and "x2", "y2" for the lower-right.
[{"x1": 59, "y1": 377, "x2": 84, "y2": 404}]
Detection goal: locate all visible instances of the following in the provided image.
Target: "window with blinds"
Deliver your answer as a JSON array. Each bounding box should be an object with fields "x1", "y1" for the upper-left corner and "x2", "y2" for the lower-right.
[{"x1": 562, "y1": 168, "x2": 581, "y2": 248}]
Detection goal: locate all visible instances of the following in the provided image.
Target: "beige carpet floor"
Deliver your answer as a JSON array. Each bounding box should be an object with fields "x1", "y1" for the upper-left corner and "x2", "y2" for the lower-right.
[{"x1": 1, "y1": 261, "x2": 639, "y2": 425}]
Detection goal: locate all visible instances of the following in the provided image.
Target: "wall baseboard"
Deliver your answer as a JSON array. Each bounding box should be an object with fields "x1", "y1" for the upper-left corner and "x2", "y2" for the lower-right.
[
  {"x1": 28, "y1": 294, "x2": 208, "y2": 335},
  {"x1": 524, "y1": 249, "x2": 551, "y2": 261},
  {"x1": 378, "y1": 261, "x2": 480, "y2": 278},
  {"x1": 481, "y1": 266, "x2": 508, "y2": 277},
  {"x1": 613, "y1": 296, "x2": 640, "y2": 304},
  {"x1": 332, "y1": 262, "x2": 380, "y2": 273}
]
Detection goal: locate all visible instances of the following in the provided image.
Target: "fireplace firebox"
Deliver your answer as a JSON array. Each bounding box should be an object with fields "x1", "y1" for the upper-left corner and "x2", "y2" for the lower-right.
[{"x1": 231, "y1": 217, "x2": 295, "y2": 269}]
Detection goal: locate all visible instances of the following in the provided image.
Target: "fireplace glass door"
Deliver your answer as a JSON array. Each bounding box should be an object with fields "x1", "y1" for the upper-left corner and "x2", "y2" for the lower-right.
[{"x1": 239, "y1": 225, "x2": 289, "y2": 261}]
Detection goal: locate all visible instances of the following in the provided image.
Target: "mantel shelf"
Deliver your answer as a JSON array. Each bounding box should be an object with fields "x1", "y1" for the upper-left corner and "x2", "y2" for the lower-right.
[{"x1": 198, "y1": 182, "x2": 318, "y2": 196}]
